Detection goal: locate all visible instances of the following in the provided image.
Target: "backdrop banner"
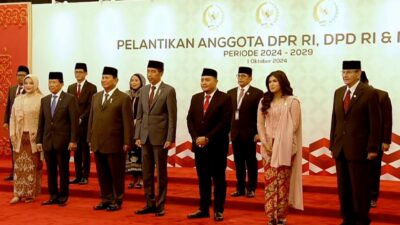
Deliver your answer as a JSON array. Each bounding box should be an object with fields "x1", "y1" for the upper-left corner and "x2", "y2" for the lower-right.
[
  {"x1": 31, "y1": 0, "x2": 400, "y2": 180},
  {"x1": 0, "y1": 2, "x2": 31, "y2": 156}
]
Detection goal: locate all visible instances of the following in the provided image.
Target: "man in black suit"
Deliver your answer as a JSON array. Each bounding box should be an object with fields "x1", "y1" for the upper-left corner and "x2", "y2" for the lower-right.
[
  {"x1": 3, "y1": 65, "x2": 29, "y2": 181},
  {"x1": 330, "y1": 61, "x2": 380, "y2": 225},
  {"x1": 88, "y1": 66, "x2": 133, "y2": 211},
  {"x1": 37, "y1": 72, "x2": 79, "y2": 207},
  {"x1": 360, "y1": 71, "x2": 392, "y2": 208},
  {"x1": 187, "y1": 68, "x2": 232, "y2": 222},
  {"x1": 227, "y1": 67, "x2": 263, "y2": 198},
  {"x1": 68, "y1": 63, "x2": 97, "y2": 185}
]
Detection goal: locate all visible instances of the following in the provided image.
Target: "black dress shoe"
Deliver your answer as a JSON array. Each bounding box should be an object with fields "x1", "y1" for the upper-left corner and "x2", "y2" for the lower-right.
[
  {"x1": 246, "y1": 190, "x2": 255, "y2": 198},
  {"x1": 187, "y1": 210, "x2": 210, "y2": 219},
  {"x1": 268, "y1": 219, "x2": 277, "y2": 225},
  {"x1": 277, "y1": 219, "x2": 287, "y2": 225},
  {"x1": 69, "y1": 178, "x2": 81, "y2": 184},
  {"x1": 41, "y1": 199, "x2": 59, "y2": 205},
  {"x1": 4, "y1": 175, "x2": 13, "y2": 181},
  {"x1": 155, "y1": 209, "x2": 165, "y2": 216},
  {"x1": 79, "y1": 178, "x2": 88, "y2": 185},
  {"x1": 106, "y1": 203, "x2": 121, "y2": 211},
  {"x1": 231, "y1": 191, "x2": 245, "y2": 197},
  {"x1": 58, "y1": 200, "x2": 68, "y2": 207},
  {"x1": 93, "y1": 202, "x2": 111, "y2": 210},
  {"x1": 214, "y1": 212, "x2": 224, "y2": 221},
  {"x1": 135, "y1": 206, "x2": 156, "y2": 214}
]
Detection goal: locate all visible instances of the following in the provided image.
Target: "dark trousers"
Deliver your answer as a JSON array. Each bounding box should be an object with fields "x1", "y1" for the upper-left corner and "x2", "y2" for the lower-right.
[
  {"x1": 232, "y1": 137, "x2": 258, "y2": 192},
  {"x1": 142, "y1": 142, "x2": 168, "y2": 210},
  {"x1": 370, "y1": 150, "x2": 383, "y2": 201},
  {"x1": 73, "y1": 139, "x2": 91, "y2": 179},
  {"x1": 195, "y1": 146, "x2": 227, "y2": 213},
  {"x1": 336, "y1": 152, "x2": 371, "y2": 225},
  {"x1": 94, "y1": 151, "x2": 125, "y2": 205},
  {"x1": 44, "y1": 147, "x2": 70, "y2": 201}
]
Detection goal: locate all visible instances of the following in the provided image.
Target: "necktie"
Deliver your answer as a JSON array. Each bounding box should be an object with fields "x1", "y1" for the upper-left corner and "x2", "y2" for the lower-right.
[
  {"x1": 343, "y1": 90, "x2": 351, "y2": 113},
  {"x1": 51, "y1": 95, "x2": 58, "y2": 117},
  {"x1": 77, "y1": 84, "x2": 81, "y2": 98},
  {"x1": 17, "y1": 86, "x2": 23, "y2": 96},
  {"x1": 203, "y1": 95, "x2": 211, "y2": 115},
  {"x1": 237, "y1": 88, "x2": 245, "y2": 108},
  {"x1": 102, "y1": 93, "x2": 109, "y2": 106},
  {"x1": 148, "y1": 86, "x2": 156, "y2": 108}
]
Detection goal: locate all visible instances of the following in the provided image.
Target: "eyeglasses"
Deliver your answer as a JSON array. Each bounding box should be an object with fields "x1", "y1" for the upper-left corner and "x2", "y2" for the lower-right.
[
  {"x1": 236, "y1": 74, "x2": 249, "y2": 78},
  {"x1": 341, "y1": 70, "x2": 358, "y2": 74}
]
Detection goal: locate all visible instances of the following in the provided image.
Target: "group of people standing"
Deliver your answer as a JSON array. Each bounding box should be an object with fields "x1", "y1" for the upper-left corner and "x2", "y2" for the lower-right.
[{"x1": 2, "y1": 59, "x2": 391, "y2": 225}]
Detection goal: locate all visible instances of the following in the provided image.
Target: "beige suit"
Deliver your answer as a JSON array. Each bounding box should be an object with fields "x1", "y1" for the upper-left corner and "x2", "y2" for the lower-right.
[{"x1": 88, "y1": 88, "x2": 133, "y2": 205}]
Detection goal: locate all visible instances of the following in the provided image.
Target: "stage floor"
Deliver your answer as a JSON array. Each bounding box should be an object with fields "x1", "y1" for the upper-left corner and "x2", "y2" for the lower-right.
[{"x1": 0, "y1": 157, "x2": 399, "y2": 225}]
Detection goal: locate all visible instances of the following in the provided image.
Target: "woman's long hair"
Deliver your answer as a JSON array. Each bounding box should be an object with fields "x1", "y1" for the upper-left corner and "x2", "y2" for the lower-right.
[{"x1": 261, "y1": 70, "x2": 293, "y2": 114}]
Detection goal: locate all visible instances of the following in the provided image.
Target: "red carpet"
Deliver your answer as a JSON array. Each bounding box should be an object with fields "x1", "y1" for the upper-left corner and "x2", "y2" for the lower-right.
[{"x1": 0, "y1": 157, "x2": 399, "y2": 225}]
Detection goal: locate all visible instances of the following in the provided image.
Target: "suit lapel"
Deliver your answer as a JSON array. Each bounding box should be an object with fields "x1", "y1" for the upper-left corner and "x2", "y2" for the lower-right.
[
  {"x1": 203, "y1": 90, "x2": 219, "y2": 118},
  {"x1": 97, "y1": 91, "x2": 104, "y2": 110},
  {"x1": 44, "y1": 95, "x2": 52, "y2": 117},
  {"x1": 143, "y1": 85, "x2": 150, "y2": 111},
  {"x1": 337, "y1": 87, "x2": 346, "y2": 116},
  {"x1": 240, "y1": 86, "x2": 252, "y2": 108},
  {"x1": 149, "y1": 82, "x2": 164, "y2": 111},
  {"x1": 53, "y1": 91, "x2": 65, "y2": 117},
  {"x1": 232, "y1": 88, "x2": 238, "y2": 109},
  {"x1": 79, "y1": 82, "x2": 88, "y2": 98},
  {"x1": 71, "y1": 83, "x2": 77, "y2": 96},
  {"x1": 346, "y1": 83, "x2": 365, "y2": 114},
  {"x1": 102, "y1": 89, "x2": 118, "y2": 110}
]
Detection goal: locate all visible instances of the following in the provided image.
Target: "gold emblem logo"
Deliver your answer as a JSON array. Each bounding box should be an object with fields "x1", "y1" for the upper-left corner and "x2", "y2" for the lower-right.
[
  {"x1": 203, "y1": 4, "x2": 224, "y2": 29},
  {"x1": 256, "y1": 1, "x2": 279, "y2": 28},
  {"x1": 313, "y1": 0, "x2": 338, "y2": 26}
]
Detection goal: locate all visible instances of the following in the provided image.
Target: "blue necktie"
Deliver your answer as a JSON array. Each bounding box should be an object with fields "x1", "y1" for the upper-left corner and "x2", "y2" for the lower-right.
[{"x1": 51, "y1": 95, "x2": 58, "y2": 117}]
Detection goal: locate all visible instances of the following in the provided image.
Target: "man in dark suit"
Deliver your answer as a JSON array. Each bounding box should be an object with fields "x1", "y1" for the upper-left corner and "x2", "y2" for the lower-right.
[
  {"x1": 187, "y1": 68, "x2": 232, "y2": 222},
  {"x1": 36, "y1": 72, "x2": 79, "y2": 207},
  {"x1": 330, "y1": 61, "x2": 380, "y2": 225},
  {"x1": 360, "y1": 71, "x2": 392, "y2": 208},
  {"x1": 3, "y1": 65, "x2": 29, "y2": 181},
  {"x1": 68, "y1": 63, "x2": 97, "y2": 185},
  {"x1": 88, "y1": 66, "x2": 133, "y2": 212},
  {"x1": 227, "y1": 67, "x2": 263, "y2": 198},
  {"x1": 134, "y1": 60, "x2": 177, "y2": 217}
]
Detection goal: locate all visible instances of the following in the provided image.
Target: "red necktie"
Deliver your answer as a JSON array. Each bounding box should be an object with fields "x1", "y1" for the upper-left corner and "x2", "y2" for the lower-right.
[
  {"x1": 203, "y1": 95, "x2": 211, "y2": 115},
  {"x1": 343, "y1": 90, "x2": 351, "y2": 113},
  {"x1": 77, "y1": 84, "x2": 81, "y2": 98},
  {"x1": 148, "y1": 86, "x2": 156, "y2": 108}
]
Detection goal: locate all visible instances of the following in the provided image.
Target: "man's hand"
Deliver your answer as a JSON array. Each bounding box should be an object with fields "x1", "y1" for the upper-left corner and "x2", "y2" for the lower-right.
[
  {"x1": 254, "y1": 134, "x2": 260, "y2": 142},
  {"x1": 163, "y1": 141, "x2": 172, "y2": 149},
  {"x1": 123, "y1": 145, "x2": 130, "y2": 153},
  {"x1": 3, "y1": 123, "x2": 9, "y2": 129},
  {"x1": 367, "y1": 152, "x2": 378, "y2": 160},
  {"x1": 382, "y1": 143, "x2": 390, "y2": 152},
  {"x1": 195, "y1": 136, "x2": 209, "y2": 148},
  {"x1": 36, "y1": 144, "x2": 43, "y2": 152},
  {"x1": 68, "y1": 142, "x2": 77, "y2": 151},
  {"x1": 135, "y1": 139, "x2": 142, "y2": 148}
]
